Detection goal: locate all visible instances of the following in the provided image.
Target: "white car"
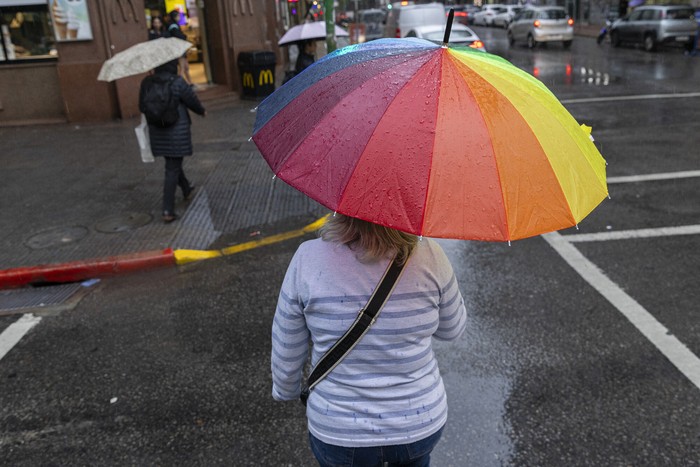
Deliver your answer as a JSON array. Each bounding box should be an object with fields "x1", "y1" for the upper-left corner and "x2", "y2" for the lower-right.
[
  {"x1": 405, "y1": 23, "x2": 486, "y2": 51},
  {"x1": 508, "y1": 6, "x2": 574, "y2": 48},
  {"x1": 492, "y1": 5, "x2": 523, "y2": 28},
  {"x1": 384, "y1": 2, "x2": 445, "y2": 38},
  {"x1": 472, "y1": 4, "x2": 506, "y2": 27}
]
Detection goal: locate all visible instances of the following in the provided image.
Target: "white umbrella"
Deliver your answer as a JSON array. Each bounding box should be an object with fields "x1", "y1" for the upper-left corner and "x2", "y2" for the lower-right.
[
  {"x1": 97, "y1": 37, "x2": 192, "y2": 82},
  {"x1": 278, "y1": 22, "x2": 349, "y2": 46}
]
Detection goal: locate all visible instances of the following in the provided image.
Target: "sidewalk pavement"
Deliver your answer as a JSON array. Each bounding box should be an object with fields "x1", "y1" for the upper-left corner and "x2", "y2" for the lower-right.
[{"x1": 0, "y1": 94, "x2": 325, "y2": 287}]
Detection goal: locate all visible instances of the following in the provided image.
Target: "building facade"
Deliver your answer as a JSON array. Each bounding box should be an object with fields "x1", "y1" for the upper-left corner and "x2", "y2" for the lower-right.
[{"x1": 0, "y1": 0, "x2": 285, "y2": 125}]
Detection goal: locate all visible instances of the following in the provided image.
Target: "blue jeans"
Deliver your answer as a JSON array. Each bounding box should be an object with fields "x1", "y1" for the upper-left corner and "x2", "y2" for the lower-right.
[{"x1": 309, "y1": 426, "x2": 444, "y2": 467}]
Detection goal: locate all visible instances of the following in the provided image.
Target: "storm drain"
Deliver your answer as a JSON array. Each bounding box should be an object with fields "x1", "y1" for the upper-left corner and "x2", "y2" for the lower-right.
[{"x1": 0, "y1": 280, "x2": 98, "y2": 316}]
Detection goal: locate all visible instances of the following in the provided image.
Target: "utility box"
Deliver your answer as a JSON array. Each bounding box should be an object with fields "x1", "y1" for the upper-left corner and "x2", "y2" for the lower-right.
[{"x1": 237, "y1": 51, "x2": 276, "y2": 99}]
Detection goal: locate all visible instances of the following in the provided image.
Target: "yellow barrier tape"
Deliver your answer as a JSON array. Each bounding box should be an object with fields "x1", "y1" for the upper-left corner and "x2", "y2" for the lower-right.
[{"x1": 173, "y1": 215, "x2": 329, "y2": 265}]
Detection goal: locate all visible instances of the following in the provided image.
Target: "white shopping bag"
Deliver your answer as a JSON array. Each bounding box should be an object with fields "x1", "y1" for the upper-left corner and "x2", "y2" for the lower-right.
[{"x1": 134, "y1": 114, "x2": 155, "y2": 163}]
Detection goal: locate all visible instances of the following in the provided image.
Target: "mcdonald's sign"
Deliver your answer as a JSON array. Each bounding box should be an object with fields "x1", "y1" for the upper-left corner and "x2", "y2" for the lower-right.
[
  {"x1": 242, "y1": 72, "x2": 254, "y2": 89},
  {"x1": 259, "y1": 70, "x2": 274, "y2": 86}
]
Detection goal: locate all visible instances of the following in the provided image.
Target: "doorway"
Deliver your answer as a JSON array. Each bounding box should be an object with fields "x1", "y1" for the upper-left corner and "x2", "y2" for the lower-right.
[{"x1": 144, "y1": 0, "x2": 212, "y2": 87}]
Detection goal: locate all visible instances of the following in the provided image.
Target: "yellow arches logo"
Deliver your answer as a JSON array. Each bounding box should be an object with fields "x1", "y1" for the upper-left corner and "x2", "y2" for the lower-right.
[
  {"x1": 242, "y1": 72, "x2": 254, "y2": 88},
  {"x1": 243, "y1": 70, "x2": 273, "y2": 88},
  {"x1": 259, "y1": 70, "x2": 273, "y2": 85}
]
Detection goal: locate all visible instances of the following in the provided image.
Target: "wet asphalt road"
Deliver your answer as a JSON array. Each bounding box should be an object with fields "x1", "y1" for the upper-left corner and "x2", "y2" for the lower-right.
[{"x1": 2, "y1": 31, "x2": 700, "y2": 465}]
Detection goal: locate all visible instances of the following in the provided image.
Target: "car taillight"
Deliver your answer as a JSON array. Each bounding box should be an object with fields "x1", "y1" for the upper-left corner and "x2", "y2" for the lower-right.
[
  {"x1": 469, "y1": 40, "x2": 484, "y2": 49},
  {"x1": 567, "y1": 18, "x2": 574, "y2": 26},
  {"x1": 533, "y1": 20, "x2": 541, "y2": 28},
  {"x1": 395, "y1": 28, "x2": 401, "y2": 38},
  {"x1": 455, "y1": 12, "x2": 467, "y2": 17}
]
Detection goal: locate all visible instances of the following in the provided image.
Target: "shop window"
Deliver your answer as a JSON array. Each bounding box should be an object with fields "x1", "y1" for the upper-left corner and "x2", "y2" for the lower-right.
[{"x1": 0, "y1": 3, "x2": 57, "y2": 62}]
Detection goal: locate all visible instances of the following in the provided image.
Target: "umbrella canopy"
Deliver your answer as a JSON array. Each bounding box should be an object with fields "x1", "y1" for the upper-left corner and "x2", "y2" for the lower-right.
[
  {"x1": 97, "y1": 37, "x2": 192, "y2": 82},
  {"x1": 252, "y1": 38, "x2": 608, "y2": 242},
  {"x1": 278, "y1": 22, "x2": 349, "y2": 46}
]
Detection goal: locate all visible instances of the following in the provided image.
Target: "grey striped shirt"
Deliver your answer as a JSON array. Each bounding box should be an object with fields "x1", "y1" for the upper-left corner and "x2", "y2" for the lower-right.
[{"x1": 271, "y1": 237, "x2": 467, "y2": 447}]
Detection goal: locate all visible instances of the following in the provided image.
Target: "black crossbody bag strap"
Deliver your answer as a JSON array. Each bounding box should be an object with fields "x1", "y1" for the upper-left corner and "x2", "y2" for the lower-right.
[{"x1": 300, "y1": 249, "x2": 412, "y2": 406}]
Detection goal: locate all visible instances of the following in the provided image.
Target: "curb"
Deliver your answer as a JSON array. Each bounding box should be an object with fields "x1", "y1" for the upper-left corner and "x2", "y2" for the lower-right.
[
  {"x1": 173, "y1": 215, "x2": 329, "y2": 264},
  {"x1": 0, "y1": 249, "x2": 175, "y2": 290},
  {"x1": 0, "y1": 216, "x2": 329, "y2": 290}
]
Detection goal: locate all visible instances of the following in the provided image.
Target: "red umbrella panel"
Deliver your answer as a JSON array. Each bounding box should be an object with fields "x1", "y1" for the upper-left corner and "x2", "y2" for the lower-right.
[{"x1": 252, "y1": 39, "x2": 608, "y2": 241}]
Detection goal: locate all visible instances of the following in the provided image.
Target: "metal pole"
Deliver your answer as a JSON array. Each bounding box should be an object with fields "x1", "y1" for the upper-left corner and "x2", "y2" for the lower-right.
[{"x1": 325, "y1": 0, "x2": 336, "y2": 53}]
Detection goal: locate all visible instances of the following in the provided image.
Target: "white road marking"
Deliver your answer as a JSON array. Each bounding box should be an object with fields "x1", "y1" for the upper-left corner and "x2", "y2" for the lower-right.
[
  {"x1": 567, "y1": 225, "x2": 700, "y2": 243},
  {"x1": 608, "y1": 170, "x2": 700, "y2": 184},
  {"x1": 561, "y1": 92, "x2": 700, "y2": 105},
  {"x1": 543, "y1": 232, "x2": 700, "y2": 391},
  {"x1": 0, "y1": 314, "x2": 42, "y2": 362}
]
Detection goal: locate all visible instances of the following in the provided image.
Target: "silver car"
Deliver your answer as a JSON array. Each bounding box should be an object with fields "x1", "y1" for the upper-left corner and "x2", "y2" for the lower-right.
[
  {"x1": 507, "y1": 6, "x2": 574, "y2": 49},
  {"x1": 610, "y1": 5, "x2": 698, "y2": 52}
]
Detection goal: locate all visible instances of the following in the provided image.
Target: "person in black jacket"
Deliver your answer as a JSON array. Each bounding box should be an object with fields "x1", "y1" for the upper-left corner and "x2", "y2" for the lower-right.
[
  {"x1": 165, "y1": 10, "x2": 193, "y2": 85},
  {"x1": 139, "y1": 59, "x2": 206, "y2": 223},
  {"x1": 295, "y1": 40, "x2": 316, "y2": 75}
]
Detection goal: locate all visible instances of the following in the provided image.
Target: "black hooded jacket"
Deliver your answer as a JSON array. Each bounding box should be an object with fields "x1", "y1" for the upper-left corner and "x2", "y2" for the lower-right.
[{"x1": 139, "y1": 60, "x2": 205, "y2": 157}]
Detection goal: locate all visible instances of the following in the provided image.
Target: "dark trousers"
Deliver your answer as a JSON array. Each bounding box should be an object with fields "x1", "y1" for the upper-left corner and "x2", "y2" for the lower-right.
[
  {"x1": 308, "y1": 426, "x2": 444, "y2": 467},
  {"x1": 163, "y1": 156, "x2": 191, "y2": 214}
]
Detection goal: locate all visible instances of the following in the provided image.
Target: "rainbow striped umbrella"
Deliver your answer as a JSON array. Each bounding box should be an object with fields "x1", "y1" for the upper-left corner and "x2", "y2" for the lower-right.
[{"x1": 252, "y1": 38, "x2": 608, "y2": 242}]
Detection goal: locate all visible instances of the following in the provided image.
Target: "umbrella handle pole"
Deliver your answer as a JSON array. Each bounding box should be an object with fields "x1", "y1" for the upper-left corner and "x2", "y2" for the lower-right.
[{"x1": 443, "y1": 9, "x2": 455, "y2": 46}]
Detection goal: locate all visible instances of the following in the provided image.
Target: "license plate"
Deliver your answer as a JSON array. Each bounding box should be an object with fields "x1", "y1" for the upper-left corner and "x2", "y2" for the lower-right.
[
  {"x1": 546, "y1": 35, "x2": 564, "y2": 40},
  {"x1": 676, "y1": 36, "x2": 689, "y2": 41}
]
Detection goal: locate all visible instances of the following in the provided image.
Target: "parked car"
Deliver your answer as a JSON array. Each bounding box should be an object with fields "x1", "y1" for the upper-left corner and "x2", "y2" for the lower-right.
[
  {"x1": 357, "y1": 9, "x2": 386, "y2": 42},
  {"x1": 493, "y1": 5, "x2": 523, "y2": 28},
  {"x1": 405, "y1": 23, "x2": 486, "y2": 51},
  {"x1": 609, "y1": 5, "x2": 698, "y2": 52},
  {"x1": 472, "y1": 4, "x2": 506, "y2": 27},
  {"x1": 507, "y1": 6, "x2": 574, "y2": 48},
  {"x1": 384, "y1": 2, "x2": 446, "y2": 38}
]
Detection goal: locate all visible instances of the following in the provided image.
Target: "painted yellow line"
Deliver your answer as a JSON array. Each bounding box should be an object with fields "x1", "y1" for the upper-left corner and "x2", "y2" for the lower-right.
[
  {"x1": 173, "y1": 215, "x2": 329, "y2": 265},
  {"x1": 173, "y1": 249, "x2": 222, "y2": 264}
]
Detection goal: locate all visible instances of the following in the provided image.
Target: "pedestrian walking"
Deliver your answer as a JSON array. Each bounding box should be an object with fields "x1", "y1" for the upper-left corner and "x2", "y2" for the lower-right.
[
  {"x1": 271, "y1": 214, "x2": 467, "y2": 466},
  {"x1": 295, "y1": 39, "x2": 316, "y2": 75},
  {"x1": 688, "y1": 30, "x2": 699, "y2": 56},
  {"x1": 165, "y1": 10, "x2": 193, "y2": 85},
  {"x1": 138, "y1": 59, "x2": 206, "y2": 223}
]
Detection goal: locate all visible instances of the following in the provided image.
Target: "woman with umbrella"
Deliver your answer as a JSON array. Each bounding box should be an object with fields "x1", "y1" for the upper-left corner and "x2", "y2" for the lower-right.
[
  {"x1": 262, "y1": 14, "x2": 607, "y2": 465},
  {"x1": 295, "y1": 40, "x2": 317, "y2": 75},
  {"x1": 139, "y1": 59, "x2": 206, "y2": 223},
  {"x1": 271, "y1": 214, "x2": 467, "y2": 465}
]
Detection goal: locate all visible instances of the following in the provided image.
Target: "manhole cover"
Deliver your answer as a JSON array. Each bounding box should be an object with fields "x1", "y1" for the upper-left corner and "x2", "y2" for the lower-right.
[
  {"x1": 94, "y1": 212, "x2": 152, "y2": 233},
  {"x1": 25, "y1": 226, "x2": 89, "y2": 249}
]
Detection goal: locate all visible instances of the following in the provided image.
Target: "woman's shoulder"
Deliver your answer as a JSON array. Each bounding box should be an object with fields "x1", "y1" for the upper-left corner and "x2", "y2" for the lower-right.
[
  {"x1": 296, "y1": 237, "x2": 332, "y2": 256},
  {"x1": 415, "y1": 237, "x2": 444, "y2": 256},
  {"x1": 294, "y1": 237, "x2": 350, "y2": 264},
  {"x1": 412, "y1": 238, "x2": 452, "y2": 272}
]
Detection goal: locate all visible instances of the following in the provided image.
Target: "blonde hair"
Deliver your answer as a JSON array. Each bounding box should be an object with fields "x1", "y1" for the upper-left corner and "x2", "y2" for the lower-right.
[{"x1": 319, "y1": 214, "x2": 417, "y2": 265}]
